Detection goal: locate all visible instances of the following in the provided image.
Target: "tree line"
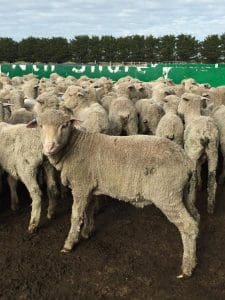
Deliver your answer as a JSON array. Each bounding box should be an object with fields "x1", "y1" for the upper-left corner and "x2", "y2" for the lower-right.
[{"x1": 0, "y1": 34, "x2": 224, "y2": 64}]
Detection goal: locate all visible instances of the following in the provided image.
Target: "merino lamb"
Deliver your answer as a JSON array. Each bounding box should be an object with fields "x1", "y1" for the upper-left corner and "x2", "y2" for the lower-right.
[
  {"x1": 178, "y1": 93, "x2": 219, "y2": 213},
  {"x1": 62, "y1": 85, "x2": 109, "y2": 134},
  {"x1": 156, "y1": 95, "x2": 184, "y2": 146},
  {"x1": 108, "y1": 96, "x2": 138, "y2": 135},
  {"x1": 29, "y1": 109, "x2": 199, "y2": 278},
  {"x1": 0, "y1": 123, "x2": 59, "y2": 229},
  {"x1": 135, "y1": 99, "x2": 164, "y2": 135}
]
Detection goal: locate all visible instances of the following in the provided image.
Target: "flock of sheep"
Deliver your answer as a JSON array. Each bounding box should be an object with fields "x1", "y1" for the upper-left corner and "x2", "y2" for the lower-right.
[{"x1": 0, "y1": 72, "x2": 225, "y2": 279}]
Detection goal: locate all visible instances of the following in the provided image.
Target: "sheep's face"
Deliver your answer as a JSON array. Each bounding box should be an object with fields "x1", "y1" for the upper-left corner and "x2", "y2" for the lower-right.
[
  {"x1": 27, "y1": 110, "x2": 74, "y2": 156},
  {"x1": 63, "y1": 86, "x2": 85, "y2": 109},
  {"x1": 162, "y1": 95, "x2": 180, "y2": 113},
  {"x1": 178, "y1": 93, "x2": 201, "y2": 117},
  {"x1": 138, "y1": 106, "x2": 163, "y2": 135},
  {"x1": 39, "y1": 121, "x2": 72, "y2": 156}
]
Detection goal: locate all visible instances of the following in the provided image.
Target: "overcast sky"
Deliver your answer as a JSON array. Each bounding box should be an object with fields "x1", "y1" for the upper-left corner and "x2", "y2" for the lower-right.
[{"x1": 0, "y1": 0, "x2": 225, "y2": 41}]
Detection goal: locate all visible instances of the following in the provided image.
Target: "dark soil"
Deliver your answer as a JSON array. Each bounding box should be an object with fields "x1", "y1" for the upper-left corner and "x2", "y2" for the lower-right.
[{"x1": 1, "y1": 181, "x2": 225, "y2": 300}]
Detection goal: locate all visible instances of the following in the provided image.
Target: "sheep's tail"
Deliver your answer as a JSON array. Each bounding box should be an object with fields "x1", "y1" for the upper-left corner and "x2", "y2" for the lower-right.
[
  {"x1": 184, "y1": 170, "x2": 200, "y2": 223},
  {"x1": 200, "y1": 137, "x2": 210, "y2": 148},
  {"x1": 119, "y1": 112, "x2": 129, "y2": 125}
]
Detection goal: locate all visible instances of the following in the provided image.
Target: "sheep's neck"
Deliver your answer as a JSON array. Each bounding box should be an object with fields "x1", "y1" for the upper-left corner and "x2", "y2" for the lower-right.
[
  {"x1": 164, "y1": 108, "x2": 177, "y2": 114},
  {"x1": 48, "y1": 128, "x2": 81, "y2": 170},
  {"x1": 184, "y1": 110, "x2": 201, "y2": 126}
]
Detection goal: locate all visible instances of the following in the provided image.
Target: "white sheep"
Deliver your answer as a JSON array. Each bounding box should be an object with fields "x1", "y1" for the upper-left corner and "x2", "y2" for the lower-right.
[
  {"x1": 178, "y1": 93, "x2": 219, "y2": 213},
  {"x1": 29, "y1": 109, "x2": 199, "y2": 278},
  {"x1": 135, "y1": 99, "x2": 164, "y2": 135},
  {"x1": 0, "y1": 122, "x2": 59, "y2": 227},
  {"x1": 108, "y1": 96, "x2": 138, "y2": 135},
  {"x1": 156, "y1": 95, "x2": 184, "y2": 146}
]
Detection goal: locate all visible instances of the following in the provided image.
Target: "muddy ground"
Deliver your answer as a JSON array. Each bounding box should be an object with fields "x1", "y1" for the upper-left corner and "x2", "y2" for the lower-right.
[{"x1": 1, "y1": 180, "x2": 225, "y2": 300}]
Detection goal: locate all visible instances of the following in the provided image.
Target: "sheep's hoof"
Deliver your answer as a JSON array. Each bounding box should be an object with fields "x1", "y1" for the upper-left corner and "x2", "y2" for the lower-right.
[
  {"x1": 61, "y1": 247, "x2": 71, "y2": 253},
  {"x1": 207, "y1": 206, "x2": 215, "y2": 214},
  {"x1": 218, "y1": 176, "x2": 225, "y2": 185},
  {"x1": 176, "y1": 273, "x2": 190, "y2": 279},
  {"x1": 47, "y1": 212, "x2": 56, "y2": 220},
  {"x1": 81, "y1": 227, "x2": 94, "y2": 239},
  {"x1": 11, "y1": 203, "x2": 19, "y2": 211},
  {"x1": 28, "y1": 224, "x2": 38, "y2": 234}
]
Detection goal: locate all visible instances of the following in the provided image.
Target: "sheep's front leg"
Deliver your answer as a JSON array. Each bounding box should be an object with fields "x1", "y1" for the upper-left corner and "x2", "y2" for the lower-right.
[
  {"x1": 20, "y1": 172, "x2": 42, "y2": 233},
  {"x1": 7, "y1": 175, "x2": 19, "y2": 211},
  {"x1": 62, "y1": 189, "x2": 89, "y2": 252},
  {"x1": 43, "y1": 161, "x2": 59, "y2": 219}
]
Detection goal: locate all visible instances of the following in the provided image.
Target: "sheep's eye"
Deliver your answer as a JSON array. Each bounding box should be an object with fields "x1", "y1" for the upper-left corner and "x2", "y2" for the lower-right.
[
  {"x1": 39, "y1": 124, "x2": 43, "y2": 129},
  {"x1": 61, "y1": 123, "x2": 68, "y2": 129},
  {"x1": 183, "y1": 98, "x2": 189, "y2": 102}
]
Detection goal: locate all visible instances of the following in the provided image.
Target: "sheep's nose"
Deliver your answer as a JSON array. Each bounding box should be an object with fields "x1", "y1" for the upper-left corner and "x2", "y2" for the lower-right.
[
  {"x1": 46, "y1": 142, "x2": 55, "y2": 153},
  {"x1": 143, "y1": 119, "x2": 148, "y2": 124}
]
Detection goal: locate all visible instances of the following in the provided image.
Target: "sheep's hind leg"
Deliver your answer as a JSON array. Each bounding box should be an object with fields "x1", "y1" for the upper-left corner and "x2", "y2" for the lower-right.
[
  {"x1": 206, "y1": 148, "x2": 218, "y2": 214},
  {"x1": 157, "y1": 200, "x2": 198, "y2": 278},
  {"x1": 80, "y1": 196, "x2": 98, "y2": 239}
]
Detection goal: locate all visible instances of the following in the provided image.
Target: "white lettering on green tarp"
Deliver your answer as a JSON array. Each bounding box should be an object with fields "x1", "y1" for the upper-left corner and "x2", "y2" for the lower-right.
[
  {"x1": 163, "y1": 67, "x2": 172, "y2": 79},
  {"x1": 72, "y1": 66, "x2": 86, "y2": 73}
]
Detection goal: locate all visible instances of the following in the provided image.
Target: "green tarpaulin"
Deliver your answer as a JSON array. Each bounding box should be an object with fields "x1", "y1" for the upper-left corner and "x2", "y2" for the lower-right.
[{"x1": 1, "y1": 63, "x2": 225, "y2": 87}]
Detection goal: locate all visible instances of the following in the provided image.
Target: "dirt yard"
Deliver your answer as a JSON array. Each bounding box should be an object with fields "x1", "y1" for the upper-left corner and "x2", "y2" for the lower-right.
[{"x1": 1, "y1": 180, "x2": 225, "y2": 299}]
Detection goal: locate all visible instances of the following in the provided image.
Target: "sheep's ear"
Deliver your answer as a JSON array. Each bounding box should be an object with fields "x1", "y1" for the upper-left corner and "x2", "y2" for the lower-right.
[
  {"x1": 128, "y1": 85, "x2": 135, "y2": 91},
  {"x1": 26, "y1": 118, "x2": 37, "y2": 128},
  {"x1": 2, "y1": 103, "x2": 13, "y2": 107},
  {"x1": 70, "y1": 118, "x2": 83, "y2": 130}
]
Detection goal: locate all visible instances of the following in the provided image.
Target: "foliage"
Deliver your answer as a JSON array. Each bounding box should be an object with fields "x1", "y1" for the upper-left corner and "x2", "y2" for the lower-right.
[{"x1": 0, "y1": 34, "x2": 224, "y2": 63}]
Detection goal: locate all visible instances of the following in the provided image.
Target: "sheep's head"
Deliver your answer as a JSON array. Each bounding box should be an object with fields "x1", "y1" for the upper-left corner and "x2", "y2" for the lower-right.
[
  {"x1": 137, "y1": 103, "x2": 164, "y2": 135},
  {"x1": 178, "y1": 93, "x2": 201, "y2": 117},
  {"x1": 27, "y1": 109, "x2": 80, "y2": 156},
  {"x1": 162, "y1": 95, "x2": 180, "y2": 113},
  {"x1": 63, "y1": 86, "x2": 86, "y2": 110}
]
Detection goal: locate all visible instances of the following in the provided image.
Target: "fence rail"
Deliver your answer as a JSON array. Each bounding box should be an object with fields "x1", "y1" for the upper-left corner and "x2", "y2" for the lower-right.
[{"x1": 1, "y1": 63, "x2": 225, "y2": 87}]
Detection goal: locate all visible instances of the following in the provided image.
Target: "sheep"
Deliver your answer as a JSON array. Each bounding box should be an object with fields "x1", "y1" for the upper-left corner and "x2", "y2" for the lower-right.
[
  {"x1": 113, "y1": 81, "x2": 147, "y2": 103},
  {"x1": 156, "y1": 95, "x2": 184, "y2": 146},
  {"x1": 29, "y1": 109, "x2": 199, "y2": 278},
  {"x1": 211, "y1": 105, "x2": 225, "y2": 184},
  {"x1": 151, "y1": 85, "x2": 176, "y2": 105},
  {"x1": 12, "y1": 76, "x2": 24, "y2": 87},
  {"x1": 98, "y1": 92, "x2": 118, "y2": 111},
  {"x1": 23, "y1": 74, "x2": 37, "y2": 81},
  {"x1": 33, "y1": 91, "x2": 61, "y2": 115},
  {"x1": 0, "y1": 102, "x2": 12, "y2": 122},
  {"x1": 108, "y1": 96, "x2": 138, "y2": 135},
  {"x1": 135, "y1": 99, "x2": 164, "y2": 135},
  {"x1": 24, "y1": 98, "x2": 37, "y2": 112},
  {"x1": 74, "y1": 103, "x2": 109, "y2": 134},
  {"x1": 8, "y1": 108, "x2": 35, "y2": 124},
  {"x1": 62, "y1": 86, "x2": 109, "y2": 134},
  {"x1": 178, "y1": 93, "x2": 219, "y2": 214},
  {"x1": 8, "y1": 89, "x2": 25, "y2": 111},
  {"x1": 181, "y1": 78, "x2": 198, "y2": 91},
  {"x1": 22, "y1": 78, "x2": 39, "y2": 99},
  {"x1": 91, "y1": 77, "x2": 113, "y2": 95},
  {"x1": 0, "y1": 122, "x2": 59, "y2": 227},
  {"x1": 202, "y1": 87, "x2": 225, "y2": 108},
  {"x1": 0, "y1": 85, "x2": 13, "y2": 102}
]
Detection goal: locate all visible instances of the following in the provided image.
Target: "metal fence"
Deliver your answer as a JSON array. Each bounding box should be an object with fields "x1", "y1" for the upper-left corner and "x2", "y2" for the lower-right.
[{"x1": 1, "y1": 63, "x2": 225, "y2": 87}]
